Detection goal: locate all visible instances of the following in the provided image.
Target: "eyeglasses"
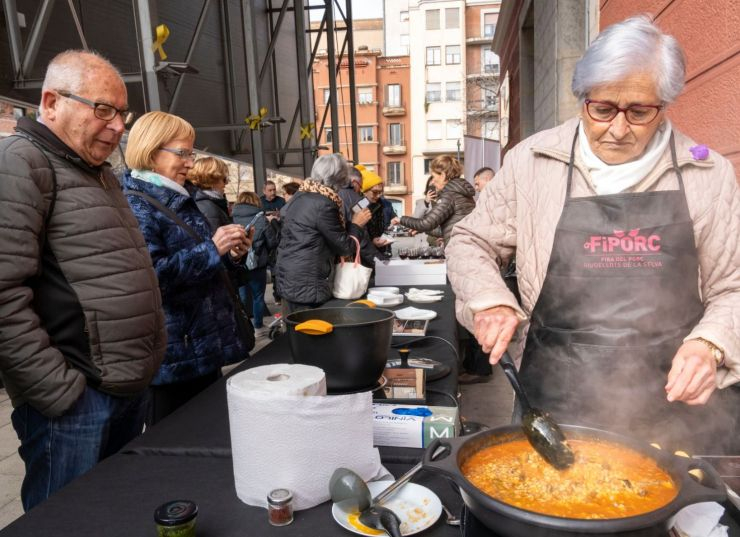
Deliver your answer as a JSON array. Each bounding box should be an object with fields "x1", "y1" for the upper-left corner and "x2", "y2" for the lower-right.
[
  {"x1": 584, "y1": 99, "x2": 663, "y2": 126},
  {"x1": 159, "y1": 147, "x2": 196, "y2": 159},
  {"x1": 56, "y1": 90, "x2": 135, "y2": 126},
  {"x1": 367, "y1": 188, "x2": 383, "y2": 196}
]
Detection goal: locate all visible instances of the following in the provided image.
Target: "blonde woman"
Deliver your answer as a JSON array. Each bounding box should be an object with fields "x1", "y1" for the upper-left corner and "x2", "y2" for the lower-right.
[
  {"x1": 189, "y1": 156, "x2": 232, "y2": 231},
  {"x1": 123, "y1": 111, "x2": 253, "y2": 424}
]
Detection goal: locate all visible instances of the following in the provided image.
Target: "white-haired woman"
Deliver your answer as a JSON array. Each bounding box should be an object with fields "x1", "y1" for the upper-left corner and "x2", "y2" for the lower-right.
[
  {"x1": 276, "y1": 153, "x2": 371, "y2": 314},
  {"x1": 447, "y1": 15, "x2": 739, "y2": 454}
]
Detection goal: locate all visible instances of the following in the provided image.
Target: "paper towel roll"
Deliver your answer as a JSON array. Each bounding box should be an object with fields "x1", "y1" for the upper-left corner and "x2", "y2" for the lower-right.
[
  {"x1": 227, "y1": 364, "x2": 384, "y2": 511},
  {"x1": 228, "y1": 363, "x2": 327, "y2": 396}
]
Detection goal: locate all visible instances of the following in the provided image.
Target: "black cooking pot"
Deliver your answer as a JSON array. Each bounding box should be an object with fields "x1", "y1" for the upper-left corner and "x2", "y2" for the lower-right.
[
  {"x1": 423, "y1": 425, "x2": 726, "y2": 537},
  {"x1": 285, "y1": 306, "x2": 395, "y2": 392}
]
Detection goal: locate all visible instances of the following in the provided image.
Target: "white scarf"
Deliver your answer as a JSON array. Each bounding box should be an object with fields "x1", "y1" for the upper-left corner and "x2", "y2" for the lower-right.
[
  {"x1": 578, "y1": 120, "x2": 672, "y2": 195},
  {"x1": 130, "y1": 169, "x2": 190, "y2": 197}
]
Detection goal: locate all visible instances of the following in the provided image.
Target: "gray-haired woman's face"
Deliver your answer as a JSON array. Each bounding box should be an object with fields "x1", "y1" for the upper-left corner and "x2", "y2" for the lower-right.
[{"x1": 581, "y1": 72, "x2": 665, "y2": 165}]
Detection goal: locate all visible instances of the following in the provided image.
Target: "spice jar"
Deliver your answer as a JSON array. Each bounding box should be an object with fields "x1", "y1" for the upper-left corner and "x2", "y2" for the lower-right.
[
  {"x1": 267, "y1": 488, "x2": 294, "y2": 526},
  {"x1": 154, "y1": 500, "x2": 198, "y2": 537}
]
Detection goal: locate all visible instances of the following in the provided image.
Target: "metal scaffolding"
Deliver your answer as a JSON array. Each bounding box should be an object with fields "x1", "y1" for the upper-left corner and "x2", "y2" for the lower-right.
[{"x1": 1, "y1": 0, "x2": 358, "y2": 189}]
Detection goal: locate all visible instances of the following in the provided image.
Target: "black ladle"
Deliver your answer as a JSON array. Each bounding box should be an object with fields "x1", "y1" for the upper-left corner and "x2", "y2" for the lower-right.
[{"x1": 499, "y1": 352, "x2": 575, "y2": 470}]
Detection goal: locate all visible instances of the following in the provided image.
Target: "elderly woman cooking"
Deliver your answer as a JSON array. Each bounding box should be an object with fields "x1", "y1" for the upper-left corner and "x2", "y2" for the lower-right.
[{"x1": 447, "y1": 15, "x2": 739, "y2": 454}]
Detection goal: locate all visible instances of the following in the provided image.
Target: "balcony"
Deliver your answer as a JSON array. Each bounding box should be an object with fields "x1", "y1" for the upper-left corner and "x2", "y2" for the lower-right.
[
  {"x1": 382, "y1": 101, "x2": 406, "y2": 116},
  {"x1": 382, "y1": 139, "x2": 407, "y2": 155},
  {"x1": 384, "y1": 183, "x2": 407, "y2": 195}
]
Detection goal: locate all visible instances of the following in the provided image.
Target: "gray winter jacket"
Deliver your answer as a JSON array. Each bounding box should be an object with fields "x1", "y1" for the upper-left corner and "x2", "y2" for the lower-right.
[
  {"x1": 400, "y1": 177, "x2": 476, "y2": 245},
  {"x1": 0, "y1": 118, "x2": 166, "y2": 417}
]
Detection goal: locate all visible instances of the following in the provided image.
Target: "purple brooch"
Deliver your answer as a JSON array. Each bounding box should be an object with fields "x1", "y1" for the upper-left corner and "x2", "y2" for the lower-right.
[{"x1": 689, "y1": 144, "x2": 709, "y2": 160}]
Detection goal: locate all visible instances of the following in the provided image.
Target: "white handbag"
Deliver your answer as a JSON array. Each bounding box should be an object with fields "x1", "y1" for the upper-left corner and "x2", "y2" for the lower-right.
[{"x1": 333, "y1": 235, "x2": 373, "y2": 299}]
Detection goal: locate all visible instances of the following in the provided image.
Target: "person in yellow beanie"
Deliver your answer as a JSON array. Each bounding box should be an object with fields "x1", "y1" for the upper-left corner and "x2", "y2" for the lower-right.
[
  {"x1": 356, "y1": 164, "x2": 382, "y2": 193},
  {"x1": 357, "y1": 165, "x2": 393, "y2": 253}
]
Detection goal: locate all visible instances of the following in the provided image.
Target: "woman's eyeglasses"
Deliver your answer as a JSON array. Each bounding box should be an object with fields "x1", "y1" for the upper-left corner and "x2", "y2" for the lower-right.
[
  {"x1": 159, "y1": 147, "x2": 196, "y2": 159},
  {"x1": 56, "y1": 90, "x2": 135, "y2": 126},
  {"x1": 584, "y1": 99, "x2": 663, "y2": 126}
]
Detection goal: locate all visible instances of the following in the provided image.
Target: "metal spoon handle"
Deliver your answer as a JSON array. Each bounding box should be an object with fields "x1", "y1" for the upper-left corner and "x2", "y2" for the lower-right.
[
  {"x1": 371, "y1": 462, "x2": 423, "y2": 506},
  {"x1": 499, "y1": 352, "x2": 531, "y2": 411}
]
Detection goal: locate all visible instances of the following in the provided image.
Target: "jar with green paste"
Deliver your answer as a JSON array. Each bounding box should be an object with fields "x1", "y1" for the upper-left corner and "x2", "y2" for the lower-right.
[{"x1": 154, "y1": 500, "x2": 198, "y2": 537}]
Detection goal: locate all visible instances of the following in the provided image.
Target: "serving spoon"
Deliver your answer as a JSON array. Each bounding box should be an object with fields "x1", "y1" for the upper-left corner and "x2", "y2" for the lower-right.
[{"x1": 499, "y1": 352, "x2": 575, "y2": 470}]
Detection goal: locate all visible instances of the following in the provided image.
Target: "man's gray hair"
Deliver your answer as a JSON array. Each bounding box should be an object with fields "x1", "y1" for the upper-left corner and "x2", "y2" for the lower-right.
[
  {"x1": 40, "y1": 50, "x2": 122, "y2": 113},
  {"x1": 572, "y1": 15, "x2": 686, "y2": 104},
  {"x1": 347, "y1": 165, "x2": 362, "y2": 184},
  {"x1": 311, "y1": 153, "x2": 349, "y2": 191}
]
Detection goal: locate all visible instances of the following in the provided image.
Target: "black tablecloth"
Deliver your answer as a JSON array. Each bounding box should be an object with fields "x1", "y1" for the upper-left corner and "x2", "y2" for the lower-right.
[{"x1": 122, "y1": 285, "x2": 460, "y2": 465}]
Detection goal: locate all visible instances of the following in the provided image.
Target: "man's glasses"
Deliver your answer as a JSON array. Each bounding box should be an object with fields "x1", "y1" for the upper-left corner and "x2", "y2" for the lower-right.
[
  {"x1": 584, "y1": 99, "x2": 663, "y2": 126},
  {"x1": 56, "y1": 90, "x2": 135, "y2": 126},
  {"x1": 159, "y1": 147, "x2": 196, "y2": 160},
  {"x1": 367, "y1": 188, "x2": 383, "y2": 196}
]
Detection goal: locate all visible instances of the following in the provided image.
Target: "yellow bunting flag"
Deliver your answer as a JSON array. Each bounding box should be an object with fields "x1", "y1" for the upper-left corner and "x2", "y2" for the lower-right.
[
  {"x1": 246, "y1": 107, "x2": 268, "y2": 130},
  {"x1": 300, "y1": 122, "x2": 315, "y2": 140},
  {"x1": 152, "y1": 24, "x2": 170, "y2": 60}
]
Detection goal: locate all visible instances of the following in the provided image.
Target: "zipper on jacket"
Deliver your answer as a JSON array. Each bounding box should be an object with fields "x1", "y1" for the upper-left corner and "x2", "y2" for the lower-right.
[
  {"x1": 184, "y1": 334, "x2": 190, "y2": 348},
  {"x1": 98, "y1": 171, "x2": 108, "y2": 190}
]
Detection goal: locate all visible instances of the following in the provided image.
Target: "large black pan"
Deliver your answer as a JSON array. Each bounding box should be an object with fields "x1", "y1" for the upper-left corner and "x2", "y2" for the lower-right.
[
  {"x1": 422, "y1": 425, "x2": 726, "y2": 537},
  {"x1": 285, "y1": 306, "x2": 395, "y2": 392}
]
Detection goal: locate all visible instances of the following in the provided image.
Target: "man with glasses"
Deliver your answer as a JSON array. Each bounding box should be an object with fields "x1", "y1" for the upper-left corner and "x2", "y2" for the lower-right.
[{"x1": 0, "y1": 50, "x2": 166, "y2": 509}]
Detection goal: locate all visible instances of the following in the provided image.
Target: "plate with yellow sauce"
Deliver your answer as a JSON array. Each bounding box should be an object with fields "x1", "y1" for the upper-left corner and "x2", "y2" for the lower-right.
[{"x1": 332, "y1": 481, "x2": 442, "y2": 536}]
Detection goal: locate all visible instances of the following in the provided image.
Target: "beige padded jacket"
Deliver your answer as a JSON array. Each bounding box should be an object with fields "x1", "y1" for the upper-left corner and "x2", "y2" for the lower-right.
[{"x1": 447, "y1": 117, "x2": 740, "y2": 389}]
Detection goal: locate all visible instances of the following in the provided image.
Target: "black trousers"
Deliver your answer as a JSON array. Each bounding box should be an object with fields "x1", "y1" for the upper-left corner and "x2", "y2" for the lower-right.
[{"x1": 146, "y1": 369, "x2": 222, "y2": 426}]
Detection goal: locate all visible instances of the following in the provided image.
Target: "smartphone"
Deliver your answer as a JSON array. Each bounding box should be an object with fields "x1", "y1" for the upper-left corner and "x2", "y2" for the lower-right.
[
  {"x1": 352, "y1": 197, "x2": 370, "y2": 214},
  {"x1": 243, "y1": 211, "x2": 264, "y2": 232}
]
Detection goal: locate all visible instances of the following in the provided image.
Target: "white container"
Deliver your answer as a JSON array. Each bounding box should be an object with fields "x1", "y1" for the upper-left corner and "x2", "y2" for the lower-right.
[{"x1": 374, "y1": 259, "x2": 446, "y2": 286}]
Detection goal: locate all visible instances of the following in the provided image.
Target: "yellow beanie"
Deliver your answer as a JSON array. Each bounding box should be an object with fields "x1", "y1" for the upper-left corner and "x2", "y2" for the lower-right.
[{"x1": 356, "y1": 165, "x2": 382, "y2": 192}]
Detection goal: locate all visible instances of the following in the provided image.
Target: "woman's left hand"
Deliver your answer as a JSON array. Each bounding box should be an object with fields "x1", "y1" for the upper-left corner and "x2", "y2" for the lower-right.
[{"x1": 665, "y1": 340, "x2": 717, "y2": 405}]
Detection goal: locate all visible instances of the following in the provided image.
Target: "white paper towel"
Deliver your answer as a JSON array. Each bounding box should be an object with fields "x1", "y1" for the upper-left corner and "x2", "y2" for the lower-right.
[{"x1": 227, "y1": 364, "x2": 385, "y2": 511}]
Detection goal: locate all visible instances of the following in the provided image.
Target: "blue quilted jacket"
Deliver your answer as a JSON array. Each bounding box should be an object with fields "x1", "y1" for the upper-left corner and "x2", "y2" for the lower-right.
[{"x1": 124, "y1": 172, "x2": 245, "y2": 384}]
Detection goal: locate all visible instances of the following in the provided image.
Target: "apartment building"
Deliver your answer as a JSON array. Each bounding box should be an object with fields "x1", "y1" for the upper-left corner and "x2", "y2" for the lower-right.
[
  {"x1": 312, "y1": 24, "x2": 413, "y2": 214},
  {"x1": 465, "y1": 1, "x2": 501, "y2": 140}
]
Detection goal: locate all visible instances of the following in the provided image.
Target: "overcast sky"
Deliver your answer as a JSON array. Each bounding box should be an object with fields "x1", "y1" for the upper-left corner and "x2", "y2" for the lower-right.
[{"x1": 309, "y1": 0, "x2": 383, "y2": 21}]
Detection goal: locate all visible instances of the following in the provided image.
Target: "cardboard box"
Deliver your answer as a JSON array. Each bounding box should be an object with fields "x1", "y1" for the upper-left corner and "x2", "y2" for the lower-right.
[
  {"x1": 374, "y1": 259, "x2": 446, "y2": 286},
  {"x1": 372, "y1": 403, "x2": 458, "y2": 448}
]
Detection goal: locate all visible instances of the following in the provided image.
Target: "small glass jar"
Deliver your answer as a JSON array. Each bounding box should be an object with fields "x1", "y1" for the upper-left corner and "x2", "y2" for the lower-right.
[
  {"x1": 154, "y1": 500, "x2": 198, "y2": 537},
  {"x1": 267, "y1": 488, "x2": 294, "y2": 526}
]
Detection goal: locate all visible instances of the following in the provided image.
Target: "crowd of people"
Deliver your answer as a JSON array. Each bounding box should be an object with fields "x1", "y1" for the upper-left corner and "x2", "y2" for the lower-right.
[{"x1": 0, "y1": 14, "x2": 737, "y2": 517}]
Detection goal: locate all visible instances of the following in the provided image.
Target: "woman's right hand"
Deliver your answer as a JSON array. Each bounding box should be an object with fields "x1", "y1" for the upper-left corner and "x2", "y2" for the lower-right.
[
  {"x1": 212, "y1": 224, "x2": 250, "y2": 256},
  {"x1": 473, "y1": 306, "x2": 520, "y2": 364},
  {"x1": 351, "y1": 208, "x2": 372, "y2": 227},
  {"x1": 425, "y1": 190, "x2": 437, "y2": 204}
]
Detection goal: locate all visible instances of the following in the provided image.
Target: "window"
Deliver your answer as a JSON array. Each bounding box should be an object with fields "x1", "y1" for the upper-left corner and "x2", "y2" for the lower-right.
[
  {"x1": 423, "y1": 158, "x2": 433, "y2": 174},
  {"x1": 358, "y1": 87, "x2": 373, "y2": 104},
  {"x1": 325, "y1": 128, "x2": 333, "y2": 143},
  {"x1": 426, "y1": 9, "x2": 440, "y2": 30},
  {"x1": 359, "y1": 126, "x2": 374, "y2": 142},
  {"x1": 427, "y1": 120, "x2": 442, "y2": 140},
  {"x1": 446, "y1": 120, "x2": 462, "y2": 140},
  {"x1": 446, "y1": 81, "x2": 461, "y2": 102},
  {"x1": 483, "y1": 13, "x2": 496, "y2": 37},
  {"x1": 445, "y1": 8, "x2": 459, "y2": 29},
  {"x1": 387, "y1": 162, "x2": 402, "y2": 185},
  {"x1": 386, "y1": 84, "x2": 401, "y2": 107},
  {"x1": 484, "y1": 121, "x2": 497, "y2": 139},
  {"x1": 323, "y1": 89, "x2": 331, "y2": 104},
  {"x1": 485, "y1": 88, "x2": 496, "y2": 109},
  {"x1": 446, "y1": 45, "x2": 461, "y2": 65},
  {"x1": 425, "y1": 82, "x2": 441, "y2": 103},
  {"x1": 483, "y1": 46, "x2": 499, "y2": 74},
  {"x1": 388, "y1": 123, "x2": 402, "y2": 145},
  {"x1": 13, "y1": 106, "x2": 27, "y2": 120},
  {"x1": 400, "y1": 10, "x2": 409, "y2": 22},
  {"x1": 399, "y1": 34, "x2": 410, "y2": 55},
  {"x1": 426, "y1": 46, "x2": 441, "y2": 66}
]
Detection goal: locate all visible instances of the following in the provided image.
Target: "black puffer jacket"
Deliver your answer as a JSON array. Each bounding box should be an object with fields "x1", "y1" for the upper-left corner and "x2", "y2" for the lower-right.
[
  {"x1": 276, "y1": 191, "x2": 362, "y2": 305},
  {"x1": 400, "y1": 177, "x2": 476, "y2": 245},
  {"x1": 193, "y1": 189, "x2": 230, "y2": 232}
]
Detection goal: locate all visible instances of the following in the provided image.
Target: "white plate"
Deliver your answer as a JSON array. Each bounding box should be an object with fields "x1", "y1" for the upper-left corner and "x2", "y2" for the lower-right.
[
  {"x1": 407, "y1": 288, "x2": 444, "y2": 296},
  {"x1": 394, "y1": 307, "x2": 437, "y2": 321},
  {"x1": 405, "y1": 294, "x2": 443, "y2": 304},
  {"x1": 367, "y1": 294, "x2": 404, "y2": 307},
  {"x1": 369, "y1": 287, "x2": 401, "y2": 294},
  {"x1": 332, "y1": 481, "x2": 442, "y2": 536}
]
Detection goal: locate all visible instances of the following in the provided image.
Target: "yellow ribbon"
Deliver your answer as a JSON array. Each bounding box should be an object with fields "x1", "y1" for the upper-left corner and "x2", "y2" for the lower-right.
[
  {"x1": 246, "y1": 107, "x2": 268, "y2": 130},
  {"x1": 151, "y1": 24, "x2": 170, "y2": 60},
  {"x1": 300, "y1": 122, "x2": 315, "y2": 140}
]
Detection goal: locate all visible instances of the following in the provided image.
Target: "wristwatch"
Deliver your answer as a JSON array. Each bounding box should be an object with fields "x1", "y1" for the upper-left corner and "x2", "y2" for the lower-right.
[{"x1": 694, "y1": 337, "x2": 725, "y2": 368}]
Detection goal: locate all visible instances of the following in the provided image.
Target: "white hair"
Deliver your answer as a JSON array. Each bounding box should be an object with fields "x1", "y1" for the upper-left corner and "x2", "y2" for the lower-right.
[
  {"x1": 572, "y1": 15, "x2": 686, "y2": 104},
  {"x1": 311, "y1": 153, "x2": 349, "y2": 191},
  {"x1": 39, "y1": 50, "x2": 123, "y2": 115}
]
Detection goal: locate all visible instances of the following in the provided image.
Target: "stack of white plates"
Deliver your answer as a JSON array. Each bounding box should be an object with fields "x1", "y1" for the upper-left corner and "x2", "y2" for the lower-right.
[
  {"x1": 405, "y1": 288, "x2": 444, "y2": 303},
  {"x1": 366, "y1": 287, "x2": 403, "y2": 307}
]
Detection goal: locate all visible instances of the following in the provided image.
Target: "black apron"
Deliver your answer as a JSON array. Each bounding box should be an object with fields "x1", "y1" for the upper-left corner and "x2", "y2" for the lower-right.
[{"x1": 519, "y1": 126, "x2": 738, "y2": 455}]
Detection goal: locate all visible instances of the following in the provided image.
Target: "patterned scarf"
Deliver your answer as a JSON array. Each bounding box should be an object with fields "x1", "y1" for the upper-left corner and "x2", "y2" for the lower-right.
[{"x1": 299, "y1": 179, "x2": 346, "y2": 228}]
